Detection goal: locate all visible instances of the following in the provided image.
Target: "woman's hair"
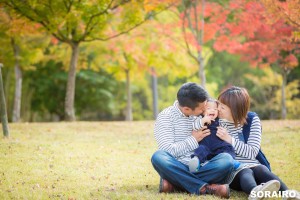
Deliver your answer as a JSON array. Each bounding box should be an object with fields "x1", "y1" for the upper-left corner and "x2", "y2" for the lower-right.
[{"x1": 218, "y1": 86, "x2": 250, "y2": 127}]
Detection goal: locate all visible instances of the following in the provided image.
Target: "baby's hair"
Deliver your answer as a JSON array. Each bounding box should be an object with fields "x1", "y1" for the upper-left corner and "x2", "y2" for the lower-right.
[{"x1": 207, "y1": 98, "x2": 218, "y2": 106}]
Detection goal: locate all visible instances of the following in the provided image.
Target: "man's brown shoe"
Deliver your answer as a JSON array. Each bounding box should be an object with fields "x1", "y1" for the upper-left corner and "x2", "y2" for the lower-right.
[
  {"x1": 159, "y1": 178, "x2": 175, "y2": 193},
  {"x1": 200, "y1": 184, "x2": 230, "y2": 199}
]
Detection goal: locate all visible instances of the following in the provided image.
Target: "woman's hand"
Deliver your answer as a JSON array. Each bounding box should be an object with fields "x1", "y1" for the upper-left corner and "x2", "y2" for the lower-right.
[{"x1": 216, "y1": 127, "x2": 232, "y2": 144}]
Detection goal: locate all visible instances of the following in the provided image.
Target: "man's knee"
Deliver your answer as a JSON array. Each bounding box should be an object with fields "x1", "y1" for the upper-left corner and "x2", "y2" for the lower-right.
[
  {"x1": 151, "y1": 150, "x2": 164, "y2": 164},
  {"x1": 151, "y1": 150, "x2": 172, "y2": 169},
  {"x1": 215, "y1": 153, "x2": 234, "y2": 171}
]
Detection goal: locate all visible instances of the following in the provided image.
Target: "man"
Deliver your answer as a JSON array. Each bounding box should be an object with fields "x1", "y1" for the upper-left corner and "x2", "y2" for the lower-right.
[{"x1": 151, "y1": 82, "x2": 234, "y2": 198}]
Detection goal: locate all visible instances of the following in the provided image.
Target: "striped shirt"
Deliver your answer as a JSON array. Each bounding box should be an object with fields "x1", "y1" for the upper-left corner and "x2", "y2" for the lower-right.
[
  {"x1": 154, "y1": 101, "x2": 199, "y2": 165},
  {"x1": 220, "y1": 116, "x2": 262, "y2": 165},
  {"x1": 193, "y1": 116, "x2": 227, "y2": 130},
  {"x1": 192, "y1": 116, "x2": 205, "y2": 130}
]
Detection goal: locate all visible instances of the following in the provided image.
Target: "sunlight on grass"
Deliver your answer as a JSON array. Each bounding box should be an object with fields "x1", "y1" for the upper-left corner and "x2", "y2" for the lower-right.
[{"x1": 0, "y1": 121, "x2": 299, "y2": 199}]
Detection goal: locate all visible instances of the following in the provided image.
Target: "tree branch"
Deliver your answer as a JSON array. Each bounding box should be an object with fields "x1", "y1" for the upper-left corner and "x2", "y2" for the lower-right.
[
  {"x1": 80, "y1": 0, "x2": 115, "y2": 41},
  {"x1": 83, "y1": 3, "x2": 172, "y2": 42},
  {"x1": 181, "y1": 12, "x2": 198, "y2": 63},
  {"x1": 276, "y1": 3, "x2": 300, "y2": 29}
]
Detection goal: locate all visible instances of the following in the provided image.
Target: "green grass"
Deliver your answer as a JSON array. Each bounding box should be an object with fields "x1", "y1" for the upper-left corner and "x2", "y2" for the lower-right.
[{"x1": 0, "y1": 120, "x2": 299, "y2": 200}]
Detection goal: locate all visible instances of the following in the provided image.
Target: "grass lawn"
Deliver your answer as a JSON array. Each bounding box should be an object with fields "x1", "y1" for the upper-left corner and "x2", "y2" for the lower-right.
[{"x1": 0, "y1": 120, "x2": 299, "y2": 199}]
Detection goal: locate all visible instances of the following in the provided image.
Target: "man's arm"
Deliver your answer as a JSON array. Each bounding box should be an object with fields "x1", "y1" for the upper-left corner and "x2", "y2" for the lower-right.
[{"x1": 154, "y1": 112, "x2": 199, "y2": 158}]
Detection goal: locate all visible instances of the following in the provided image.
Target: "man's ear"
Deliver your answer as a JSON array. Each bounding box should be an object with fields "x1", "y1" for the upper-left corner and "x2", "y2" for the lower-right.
[{"x1": 182, "y1": 106, "x2": 192, "y2": 114}]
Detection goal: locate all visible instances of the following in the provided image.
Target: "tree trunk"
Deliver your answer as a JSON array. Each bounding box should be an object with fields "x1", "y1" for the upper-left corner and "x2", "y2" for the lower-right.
[
  {"x1": 11, "y1": 38, "x2": 22, "y2": 122},
  {"x1": 198, "y1": 54, "x2": 206, "y2": 89},
  {"x1": 281, "y1": 70, "x2": 287, "y2": 119},
  {"x1": 183, "y1": 0, "x2": 206, "y2": 88},
  {"x1": 125, "y1": 68, "x2": 132, "y2": 121},
  {"x1": 13, "y1": 65, "x2": 22, "y2": 122},
  {"x1": 64, "y1": 42, "x2": 79, "y2": 121},
  {"x1": 0, "y1": 64, "x2": 10, "y2": 137},
  {"x1": 198, "y1": 0, "x2": 206, "y2": 88},
  {"x1": 4, "y1": 65, "x2": 12, "y2": 120},
  {"x1": 151, "y1": 67, "x2": 159, "y2": 119}
]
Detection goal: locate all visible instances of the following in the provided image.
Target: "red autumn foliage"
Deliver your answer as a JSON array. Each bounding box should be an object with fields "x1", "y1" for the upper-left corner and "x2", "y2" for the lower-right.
[{"x1": 213, "y1": 1, "x2": 298, "y2": 69}]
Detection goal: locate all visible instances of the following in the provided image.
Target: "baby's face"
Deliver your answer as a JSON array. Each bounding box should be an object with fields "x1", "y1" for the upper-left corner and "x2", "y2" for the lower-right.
[{"x1": 204, "y1": 101, "x2": 218, "y2": 120}]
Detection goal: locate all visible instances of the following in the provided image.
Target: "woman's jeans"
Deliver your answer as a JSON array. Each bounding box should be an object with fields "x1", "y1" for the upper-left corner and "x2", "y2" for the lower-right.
[
  {"x1": 151, "y1": 150, "x2": 234, "y2": 195},
  {"x1": 230, "y1": 165, "x2": 288, "y2": 194}
]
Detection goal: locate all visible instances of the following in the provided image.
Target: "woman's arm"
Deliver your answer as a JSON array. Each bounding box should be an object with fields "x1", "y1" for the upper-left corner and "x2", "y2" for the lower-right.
[{"x1": 232, "y1": 116, "x2": 262, "y2": 160}]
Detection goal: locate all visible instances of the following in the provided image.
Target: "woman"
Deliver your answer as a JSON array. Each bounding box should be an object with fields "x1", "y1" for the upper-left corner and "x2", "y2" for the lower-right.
[{"x1": 216, "y1": 86, "x2": 298, "y2": 200}]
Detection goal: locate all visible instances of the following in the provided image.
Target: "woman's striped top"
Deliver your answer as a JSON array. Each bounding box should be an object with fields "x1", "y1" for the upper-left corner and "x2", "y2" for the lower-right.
[{"x1": 220, "y1": 116, "x2": 262, "y2": 165}]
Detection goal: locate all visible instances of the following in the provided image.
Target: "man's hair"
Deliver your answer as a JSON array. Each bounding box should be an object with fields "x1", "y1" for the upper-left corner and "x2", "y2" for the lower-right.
[
  {"x1": 218, "y1": 86, "x2": 250, "y2": 127},
  {"x1": 177, "y1": 82, "x2": 208, "y2": 110}
]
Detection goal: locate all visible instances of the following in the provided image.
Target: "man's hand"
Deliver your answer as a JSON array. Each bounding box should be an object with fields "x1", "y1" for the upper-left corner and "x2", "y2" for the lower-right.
[
  {"x1": 192, "y1": 126, "x2": 210, "y2": 142},
  {"x1": 216, "y1": 127, "x2": 232, "y2": 144}
]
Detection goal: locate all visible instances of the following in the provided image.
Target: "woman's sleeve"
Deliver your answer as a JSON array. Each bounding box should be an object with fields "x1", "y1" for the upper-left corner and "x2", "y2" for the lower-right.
[
  {"x1": 232, "y1": 116, "x2": 261, "y2": 159},
  {"x1": 154, "y1": 112, "x2": 198, "y2": 158}
]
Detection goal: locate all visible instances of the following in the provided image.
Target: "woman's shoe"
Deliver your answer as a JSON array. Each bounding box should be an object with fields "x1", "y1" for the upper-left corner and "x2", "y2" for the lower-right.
[{"x1": 248, "y1": 180, "x2": 280, "y2": 200}]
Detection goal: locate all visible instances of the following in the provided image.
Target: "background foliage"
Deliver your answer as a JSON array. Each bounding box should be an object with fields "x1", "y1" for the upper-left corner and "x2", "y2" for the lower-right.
[{"x1": 0, "y1": 0, "x2": 299, "y2": 122}]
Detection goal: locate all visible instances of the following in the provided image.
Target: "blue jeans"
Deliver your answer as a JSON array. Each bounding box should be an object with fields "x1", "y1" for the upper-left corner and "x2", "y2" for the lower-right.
[{"x1": 151, "y1": 150, "x2": 234, "y2": 195}]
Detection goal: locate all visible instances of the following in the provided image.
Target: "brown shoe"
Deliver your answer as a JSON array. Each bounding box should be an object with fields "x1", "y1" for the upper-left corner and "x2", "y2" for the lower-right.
[
  {"x1": 159, "y1": 178, "x2": 175, "y2": 193},
  {"x1": 200, "y1": 184, "x2": 230, "y2": 199}
]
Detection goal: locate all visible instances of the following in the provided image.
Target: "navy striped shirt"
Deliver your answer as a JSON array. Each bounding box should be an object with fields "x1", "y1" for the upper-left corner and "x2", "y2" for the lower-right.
[
  {"x1": 220, "y1": 116, "x2": 261, "y2": 165},
  {"x1": 154, "y1": 101, "x2": 199, "y2": 165}
]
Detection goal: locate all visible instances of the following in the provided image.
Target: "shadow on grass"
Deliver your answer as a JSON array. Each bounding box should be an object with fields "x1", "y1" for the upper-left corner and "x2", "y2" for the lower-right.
[{"x1": 114, "y1": 184, "x2": 248, "y2": 199}]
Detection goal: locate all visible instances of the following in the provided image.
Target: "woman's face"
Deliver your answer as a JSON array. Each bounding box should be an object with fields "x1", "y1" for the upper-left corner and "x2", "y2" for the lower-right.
[{"x1": 218, "y1": 102, "x2": 234, "y2": 122}]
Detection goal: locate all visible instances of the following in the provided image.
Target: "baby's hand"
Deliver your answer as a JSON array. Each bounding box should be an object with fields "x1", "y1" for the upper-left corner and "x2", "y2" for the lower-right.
[{"x1": 201, "y1": 115, "x2": 213, "y2": 126}]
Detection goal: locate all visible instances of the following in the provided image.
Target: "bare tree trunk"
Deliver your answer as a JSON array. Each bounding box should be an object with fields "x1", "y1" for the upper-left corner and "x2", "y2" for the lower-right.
[
  {"x1": 13, "y1": 65, "x2": 22, "y2": 122},
  {"x1": 64, "y1": 42, "x2": 79, "y2": 121},
  {"x1": 198, "y1": 54, "x2": 206, "y2": 88},
  {"x1": 184, "y1": 0, "x2": 206, "y2": 88},
  {"x1": 151, "y1": 67, "x2": 159, "y2": 119},
  {"x1": 0, "y1": 63, "x2": 10, "y2": 137},
  {"x1": 198, "y1": 0, "x2": 206, "y2": 88},
  {"x1": 11, "y1": 38, "x2": 22, "y2": 122},
  {"x1": 125, "y1": 68, "x2": 132, "y2": 121},
  {"x1": 4, "y1": 63, "x2": 12, "y2": 120},
  {"x1": 281, "y1": 69, "x2": 287, "y2": 119}
]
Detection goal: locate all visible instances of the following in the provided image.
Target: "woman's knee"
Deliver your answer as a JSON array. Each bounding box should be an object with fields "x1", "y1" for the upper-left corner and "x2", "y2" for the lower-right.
[
  {"x1": 238, "y1": 168, "x2": 254, "y2": 178},
  {"x1": 252, "y1": 165, "x2": 270, "y2": 174}
]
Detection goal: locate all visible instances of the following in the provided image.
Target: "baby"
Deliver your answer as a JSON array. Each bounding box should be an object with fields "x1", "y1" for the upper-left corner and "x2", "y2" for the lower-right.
[{"x1": 189, "y1": 98, "x2": 240, "y2": 172}]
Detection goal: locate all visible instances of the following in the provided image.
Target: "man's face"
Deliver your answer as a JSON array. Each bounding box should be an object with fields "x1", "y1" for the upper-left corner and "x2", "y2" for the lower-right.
[{"x1": 190, "y1": 100, "x2": 207, "y2": 116}]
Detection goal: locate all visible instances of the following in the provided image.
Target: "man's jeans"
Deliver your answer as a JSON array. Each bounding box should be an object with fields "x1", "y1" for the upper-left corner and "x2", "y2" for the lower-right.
[{"x1": 151, "y1": 150, "x2": 234, "y2": 195}]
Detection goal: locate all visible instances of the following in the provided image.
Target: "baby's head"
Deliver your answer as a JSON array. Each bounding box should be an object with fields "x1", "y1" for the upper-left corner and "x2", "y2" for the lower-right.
[{"x1": 204, "y1": 98, "x2": 218, "y2": 120}]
